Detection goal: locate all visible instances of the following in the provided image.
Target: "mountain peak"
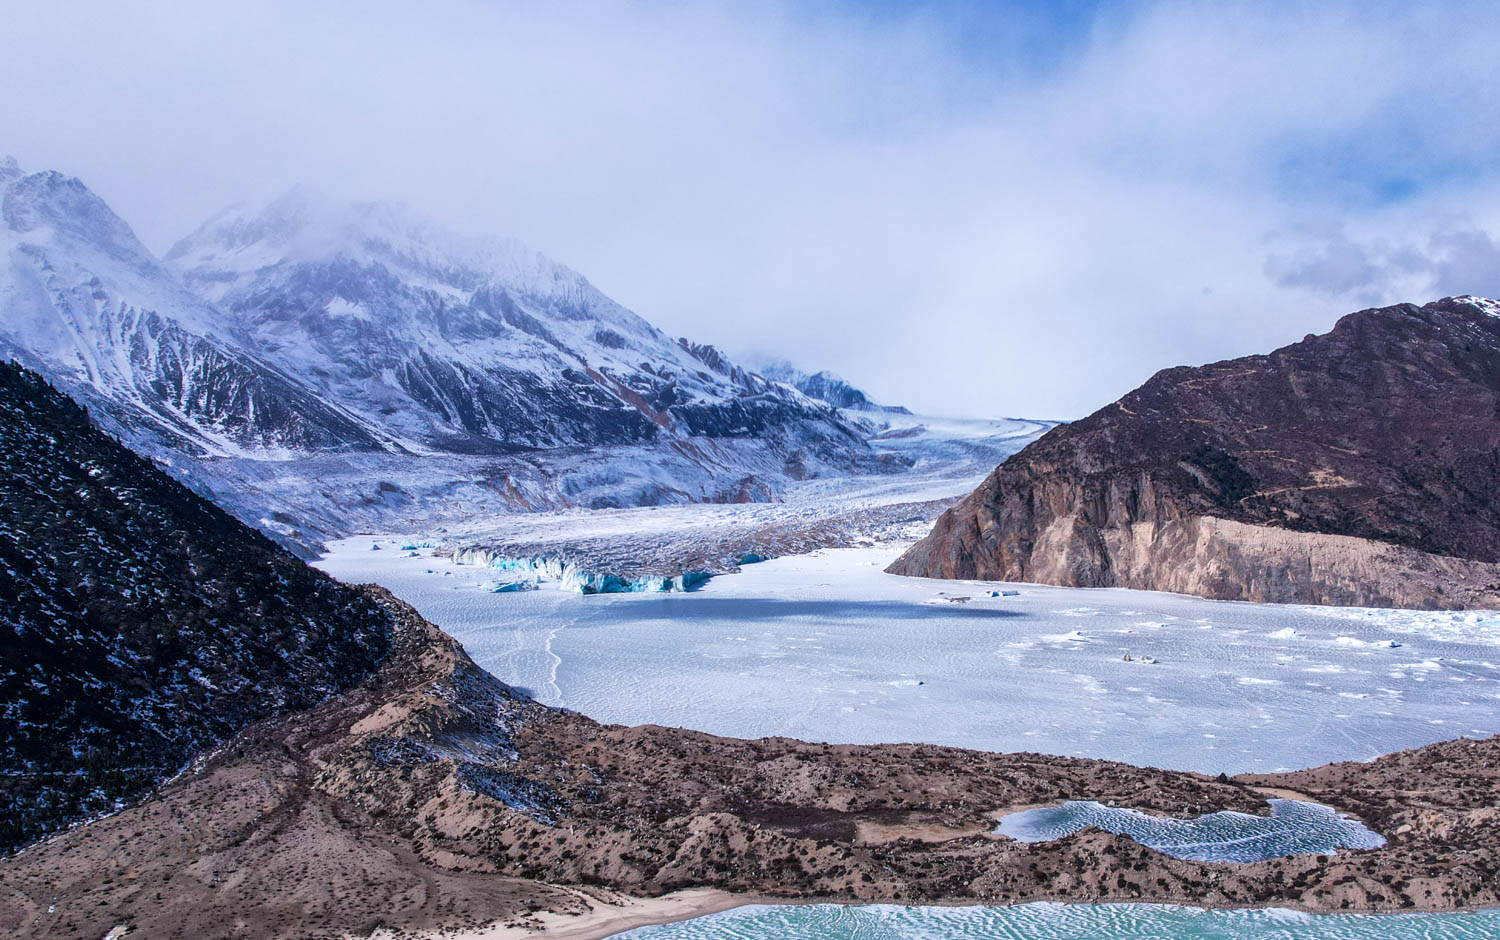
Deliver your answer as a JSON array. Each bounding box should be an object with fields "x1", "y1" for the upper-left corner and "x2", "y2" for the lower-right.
[
  {"x1": 1450, "y1": 294, "x2": 1500, "y2": 317},
  {"x1": 165, "y1": 187, "x2": 590, "y2": 313},
  {"x1": 1, "y1": 166, "x2": 153, "y2": 269}
]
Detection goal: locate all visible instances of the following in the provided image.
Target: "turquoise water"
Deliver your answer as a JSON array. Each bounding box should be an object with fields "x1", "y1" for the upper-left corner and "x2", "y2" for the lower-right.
[
  {"x1": 994, "y1": 799, "x2": 1384, "y2": 863},
  {"x1": 618, "y1": 902, "x2": 1500, "y2": 939}
]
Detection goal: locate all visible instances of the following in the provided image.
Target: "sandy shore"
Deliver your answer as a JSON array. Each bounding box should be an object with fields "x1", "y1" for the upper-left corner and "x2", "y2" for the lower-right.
[{"x1": 402, "y1": 887, "x2": 756, "y2": 940}]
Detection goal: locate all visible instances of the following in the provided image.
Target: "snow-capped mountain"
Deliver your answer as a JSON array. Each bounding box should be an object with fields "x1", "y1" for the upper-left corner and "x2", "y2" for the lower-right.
[
  {"x1": 755, "y1": 359, "x2": 910, "y2": 414},
  {"x1": 165, "y1": 188, "x2": 863, "y2": 456},
  {"x1": 0, "y1": 160, "x2": 890, "y2": 544},
  {"x1": 0, "y1": 158, "x2": 387, "y2": 458}
]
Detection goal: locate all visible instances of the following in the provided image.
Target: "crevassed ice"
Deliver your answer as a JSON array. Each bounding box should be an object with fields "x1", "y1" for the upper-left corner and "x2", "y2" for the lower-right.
[
  {"x1": 994, "y1": 798, "x2": 1384, "y2": 863},
  {"x1": 451, "y1": 548, "x2": 709, "y2": 594}
]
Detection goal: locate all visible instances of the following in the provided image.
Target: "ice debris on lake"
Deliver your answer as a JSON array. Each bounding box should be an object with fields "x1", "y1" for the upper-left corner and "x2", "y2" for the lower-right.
[{"x1": 994, "y1": 799, "x2": 1385, "y2": 863}]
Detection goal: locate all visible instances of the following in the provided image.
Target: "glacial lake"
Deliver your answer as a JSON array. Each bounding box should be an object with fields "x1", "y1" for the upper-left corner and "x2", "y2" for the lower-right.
[
  {"x1": 320, "y1": 540, "x2": 1500, "y2": 775},
  {"x1": 616, "y1": 902, "x2": 1500, "y2": 939},
  {"x1": 993, "y1": 799, "x2": 1384, "y2": 863}
]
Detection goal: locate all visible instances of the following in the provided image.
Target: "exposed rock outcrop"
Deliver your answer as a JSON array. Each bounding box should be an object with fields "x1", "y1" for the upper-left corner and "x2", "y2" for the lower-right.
[{"x1": 889, "y1": 297, "x2": 1500, "y2": 608}]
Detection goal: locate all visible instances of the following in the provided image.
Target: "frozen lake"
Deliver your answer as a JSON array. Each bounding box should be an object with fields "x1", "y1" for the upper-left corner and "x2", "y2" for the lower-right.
[
  {"x1": 994, "y1": 799, "x2": 1384, "y2": 863},
  {"x1": 318, "y1": 540, "x2": 1500, "y2": 774},
  {"x1": 616, "y1": 903, "x2": 1500, "y2": 939}
]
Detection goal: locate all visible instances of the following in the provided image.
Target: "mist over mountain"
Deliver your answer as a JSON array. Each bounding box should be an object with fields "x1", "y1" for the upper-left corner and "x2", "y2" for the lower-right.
[{"x1": 164, "y1": 188, "x2": 864, "y2": 456}]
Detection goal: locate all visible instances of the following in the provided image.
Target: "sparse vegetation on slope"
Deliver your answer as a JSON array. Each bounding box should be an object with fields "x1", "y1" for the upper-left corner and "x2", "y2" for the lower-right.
[{"x1": 0, "y1": 361, "x2": 394, "y2": 851}]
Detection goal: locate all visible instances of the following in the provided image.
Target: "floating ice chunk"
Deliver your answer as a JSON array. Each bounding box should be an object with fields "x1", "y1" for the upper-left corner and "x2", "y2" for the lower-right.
[
  {"x1": 481, "y1": 579, "x2": 537, "y2": 593},
  {"x1": 1040, "y1": 630, "x2": 1089, "y2": 643}
]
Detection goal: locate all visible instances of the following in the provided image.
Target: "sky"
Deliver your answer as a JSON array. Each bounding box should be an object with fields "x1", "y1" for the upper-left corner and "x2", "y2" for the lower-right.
[{"x1": 4, "y1": 0, "x2": 1500, "y2": 418}]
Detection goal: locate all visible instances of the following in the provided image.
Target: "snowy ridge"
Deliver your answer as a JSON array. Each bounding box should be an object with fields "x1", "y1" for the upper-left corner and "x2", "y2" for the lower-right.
[
  {"x1": 0, "y1": 162, "x2": 391, "y2": 458},
  {"x1": 1453, "y1": 294, "x2": 1500, "y2": 318},
  {"x1": 754, "y1": 358, "x2": 908, "y2": 414}
]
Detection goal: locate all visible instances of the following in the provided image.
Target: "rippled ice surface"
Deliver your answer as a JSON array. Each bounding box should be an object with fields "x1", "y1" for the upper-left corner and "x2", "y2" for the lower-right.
[
  {"x1": 995, "y1": 799, "x2": 1384, "y2": 862},
  {"x1": 317, "y1": 541, "x2": 1500, "y2": 774},
  {"x1": 618, "y1": 903, "x2": 1500, "y2": 939}
]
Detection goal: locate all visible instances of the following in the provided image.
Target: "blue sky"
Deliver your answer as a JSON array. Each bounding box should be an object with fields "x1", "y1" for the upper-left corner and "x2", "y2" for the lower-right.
[{"x1": 4, "y1": 0, "x2": 1500, "y2": 416}]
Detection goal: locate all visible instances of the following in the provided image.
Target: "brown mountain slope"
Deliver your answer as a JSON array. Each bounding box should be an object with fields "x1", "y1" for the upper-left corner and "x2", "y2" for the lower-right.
[{"x1": 888, "y1": 296, "x2": 1500, "y2": 608}]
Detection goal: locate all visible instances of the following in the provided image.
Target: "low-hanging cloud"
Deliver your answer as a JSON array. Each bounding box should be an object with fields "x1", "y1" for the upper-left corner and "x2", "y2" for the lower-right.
[
  {"x1": 1266, "y1": 222, "x2": 1500, "y2": 307},
  {"x1": 4, "y1": 0, "x2": 1500, "y2": 418}
]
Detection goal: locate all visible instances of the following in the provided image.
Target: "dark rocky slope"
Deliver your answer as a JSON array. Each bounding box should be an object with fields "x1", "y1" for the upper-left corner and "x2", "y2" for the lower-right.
[
  {"x1": 0, "y1": 362, "x2": 394, "y2": 851},
  {"x1": 890, "y1": 296, "x2": 1500, "y2": 608}
]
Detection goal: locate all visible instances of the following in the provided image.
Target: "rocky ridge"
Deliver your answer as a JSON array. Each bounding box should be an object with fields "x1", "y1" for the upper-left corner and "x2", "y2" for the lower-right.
[
  {"x1": 890, "y1": 297, "x2": 1500, "y2": 608},
  {"x1": 0, "y1": 361, "x2": 394, "y2": 851}
]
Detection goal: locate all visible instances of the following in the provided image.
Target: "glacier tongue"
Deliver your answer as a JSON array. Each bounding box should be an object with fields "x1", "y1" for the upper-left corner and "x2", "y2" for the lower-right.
[{"x1": 452, "y1": 547, "x2": 710, "y2": 595}]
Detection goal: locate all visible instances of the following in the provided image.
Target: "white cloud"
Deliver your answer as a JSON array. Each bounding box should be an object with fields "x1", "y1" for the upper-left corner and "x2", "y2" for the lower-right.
[{"x1": 4, "y1": 0, "x2": 1500, "y2": 417}]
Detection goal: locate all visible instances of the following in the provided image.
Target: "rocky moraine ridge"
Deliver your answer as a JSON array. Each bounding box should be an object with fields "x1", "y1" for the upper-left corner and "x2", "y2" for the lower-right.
[{"x1": 892, "y1": 296, "x2": 1500, "y2": 608}]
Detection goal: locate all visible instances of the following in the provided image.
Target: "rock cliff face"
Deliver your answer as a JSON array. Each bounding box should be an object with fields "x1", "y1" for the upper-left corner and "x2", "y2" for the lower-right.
[{"x1": 889, "y1": 297, "x2": 1500, "y2": 608}]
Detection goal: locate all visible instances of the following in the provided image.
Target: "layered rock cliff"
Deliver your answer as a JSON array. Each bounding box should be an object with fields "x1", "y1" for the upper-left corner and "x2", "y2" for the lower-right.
[{"x1": 888, "y1": 297, "x2": 1500, "y2": 608}]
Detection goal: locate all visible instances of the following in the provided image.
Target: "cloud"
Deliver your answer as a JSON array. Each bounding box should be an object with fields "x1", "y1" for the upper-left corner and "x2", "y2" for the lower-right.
[
  {"x1": 1265, "y1": 235, "x2": 1390, "y2": 300},
  {"x1": 4, "y1": 1, "x2": 1500, "y2": 417},
  {"x1": 1266, "y1": 221, "x2": 1500, "y2": 307}
]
